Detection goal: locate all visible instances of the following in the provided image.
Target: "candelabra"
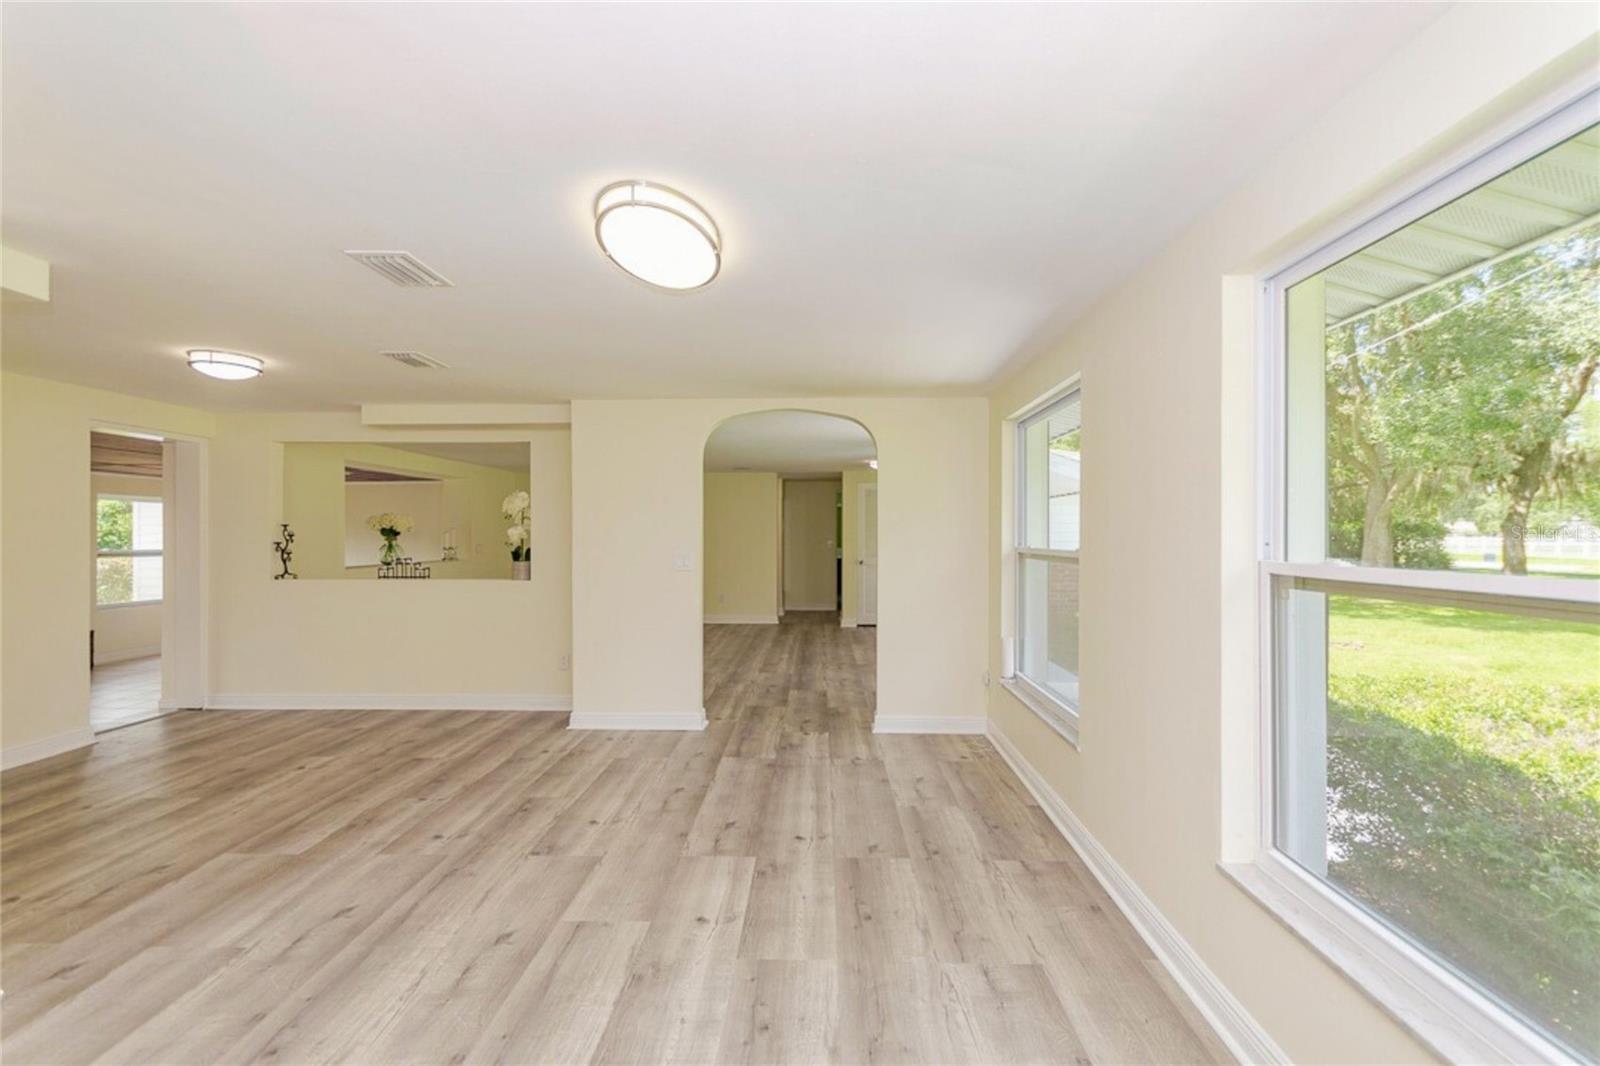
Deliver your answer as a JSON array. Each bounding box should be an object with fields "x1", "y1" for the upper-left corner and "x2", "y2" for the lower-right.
[{"x1": 272, "y1": 523, "x2": 298, "y2": 579}]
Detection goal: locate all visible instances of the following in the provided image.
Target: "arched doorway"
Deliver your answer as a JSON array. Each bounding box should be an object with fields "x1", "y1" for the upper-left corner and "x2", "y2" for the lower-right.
[{"x1": 701, "y1": 410, "x2": 878, "y2": 738}]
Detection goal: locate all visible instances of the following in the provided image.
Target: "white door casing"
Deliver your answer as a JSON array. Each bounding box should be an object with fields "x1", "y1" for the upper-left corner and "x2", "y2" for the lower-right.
[{"x1": 858, "y1": 482, "x2": 878, "y2": 625}]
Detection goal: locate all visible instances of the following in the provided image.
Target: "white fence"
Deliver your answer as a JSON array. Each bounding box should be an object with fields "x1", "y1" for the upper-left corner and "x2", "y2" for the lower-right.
[{"x1": 1445, "y1": 531, "x2": 1600, "y2": 567}]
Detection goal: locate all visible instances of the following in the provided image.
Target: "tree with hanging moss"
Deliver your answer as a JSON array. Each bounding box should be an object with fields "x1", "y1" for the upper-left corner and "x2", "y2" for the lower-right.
[
  {"x1": 1326, "y1": 224, "x2": 1600, "y2": 573},
  {"x1": 1452, "y1": 228, "x2": 1600, "y2": 573}
]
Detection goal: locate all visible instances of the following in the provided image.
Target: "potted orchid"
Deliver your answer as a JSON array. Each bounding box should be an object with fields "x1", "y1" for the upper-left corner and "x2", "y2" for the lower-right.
[
  {"x1": 503, "y1": 490, "x2": 532, "y2": 580},
  {"x1": 366, "y1": 511, "x2": 414, "y2": 566}
]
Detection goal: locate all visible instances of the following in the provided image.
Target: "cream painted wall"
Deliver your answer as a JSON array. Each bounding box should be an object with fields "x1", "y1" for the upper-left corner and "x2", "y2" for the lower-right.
[
  {"x1": 571, "y1": 399, "x2": 985, "y2": 724},
  {"x1": 2, "y1": 384, "x2": 576, "y2": 747},
  {"x1": 1, "y1": 373, "x2": 214, "y2": 754},
  {"x1": 840, "y1": 467, "x2": 877, "y2": 624},
  {"x1": 703, "y1": 471, "x2": 780, "y2": 622},
  {"x1": 782, "y1": 478, "x2": 839, "y2": 611},
  {"x1": 281, "y1": 442, "x2": 529, "y2": 579},
  {"x1": 210, "y1": 414, "x2": 571, "y2": 704},
  {"x1": 90, "y1": 472, "x2": 164, "y2": 664},
  {"x1": 985, "y1": 8, "x2": 1597, "y2": 1063}
]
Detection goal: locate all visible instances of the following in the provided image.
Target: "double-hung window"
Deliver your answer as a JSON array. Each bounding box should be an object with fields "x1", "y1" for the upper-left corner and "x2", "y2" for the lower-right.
[
  {"x1": 96, "y1": 494, "x2": 163, "y2": 606},
  {"x1": 1257, "y1": 105, "x2": 1599, "y2": 1062},
  {"x1": 1012, "y1": 386, "x2": 1082, "y2": 738}
]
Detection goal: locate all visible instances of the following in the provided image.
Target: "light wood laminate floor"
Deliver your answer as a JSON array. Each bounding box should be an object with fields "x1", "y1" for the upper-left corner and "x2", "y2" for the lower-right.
[
  {"x1": 89, "y1": 655, "x2": 163, "y2": 734},
  {"x1": 1, "y1": 613, "x2": 1230, "y2": 1064}
]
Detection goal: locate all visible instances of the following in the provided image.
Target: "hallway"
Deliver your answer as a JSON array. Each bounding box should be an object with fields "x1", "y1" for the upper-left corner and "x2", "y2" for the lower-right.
[{"x1": 1, "y1": 617, "x2": 1228, "y2": 1064}]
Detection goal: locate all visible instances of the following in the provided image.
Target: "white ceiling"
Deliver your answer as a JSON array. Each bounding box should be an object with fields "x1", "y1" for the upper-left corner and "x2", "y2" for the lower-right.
[
  {"x1": 705, "y1": 411, "x2": 874, "y2": 475},
  {"x1": 1, "y1": 3, "x2": 1445, "y2": 412}
]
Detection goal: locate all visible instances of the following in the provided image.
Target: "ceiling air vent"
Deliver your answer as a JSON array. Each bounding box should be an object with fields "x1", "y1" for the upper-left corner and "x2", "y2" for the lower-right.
[
  {"x1": 344, "y1": 250, "x2": 453, "y2": 287},
  {"x1": 380, "y1": 350, "x2": 450, "y2": 370}
]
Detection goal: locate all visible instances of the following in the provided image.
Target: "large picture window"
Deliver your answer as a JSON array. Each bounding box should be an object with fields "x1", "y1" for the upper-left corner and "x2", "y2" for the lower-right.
[
  {"x1": 97, "y1": 494, "x2": 163, "y2": 606},
  {"x1": 1014, "y1": 387, "x2": 1081, "y2": 734},
  {"x1": 1263, "y1": 113, "x2": 1598, "y2": 1061}
]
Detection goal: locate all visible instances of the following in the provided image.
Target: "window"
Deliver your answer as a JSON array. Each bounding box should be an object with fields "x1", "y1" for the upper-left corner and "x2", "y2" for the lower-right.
[
  {"x1": 1013, "y1": 387, "x2": 1081, "y2": 735},
  {"x1": 1261, "y1": 112, "x2": 1599, "y2": 1061},
  {"x1": 97, "y1": 495, "x2": 163, "y2": 606}
]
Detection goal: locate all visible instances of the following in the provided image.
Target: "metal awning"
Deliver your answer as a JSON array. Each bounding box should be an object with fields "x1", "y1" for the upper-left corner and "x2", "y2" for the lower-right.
[{"x1": 1323, "y1": 125, "x2": 1600, "y2": 327}]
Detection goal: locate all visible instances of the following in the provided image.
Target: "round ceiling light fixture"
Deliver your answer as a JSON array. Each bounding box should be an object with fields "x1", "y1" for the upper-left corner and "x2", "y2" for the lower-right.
[
  {"x1": 594, "y1": 180, "x2": 720, "y2": 290},
  {"x1": 187, "y1": 349, "x2": 263, "y2": 381}
]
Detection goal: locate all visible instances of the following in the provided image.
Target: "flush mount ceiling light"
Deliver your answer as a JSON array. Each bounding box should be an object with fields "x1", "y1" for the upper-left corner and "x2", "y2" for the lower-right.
[
  {"x1": 594, "y1": 180, "x2": 721, "y2": 290},
  {"x1": 187, "y1": 349, "x2": 263, "y2": 381}
]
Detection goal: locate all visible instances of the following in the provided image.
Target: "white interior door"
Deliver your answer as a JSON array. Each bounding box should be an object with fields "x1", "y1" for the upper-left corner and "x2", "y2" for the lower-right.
[{"x1": 858, "y1": 483, "x2": 878, "y2": 625}]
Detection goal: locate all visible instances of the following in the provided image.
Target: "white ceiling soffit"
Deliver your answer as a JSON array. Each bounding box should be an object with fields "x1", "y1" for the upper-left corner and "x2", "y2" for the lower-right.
[
  {"x1": 705, "y1": 410, "x2": 875, "y2": 475},
  {"x1": 1322, "y1": 125, "x2": 1600, "y2": 326},
  {"x1": 384, "y1": 442, "x2": 530, "y2": 471},
  {"x1": 0, "y1": 4, "x2": 1446, "y2": 411}
]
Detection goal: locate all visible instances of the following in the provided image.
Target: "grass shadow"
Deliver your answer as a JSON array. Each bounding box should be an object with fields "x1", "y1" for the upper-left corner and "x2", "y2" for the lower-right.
[{"x1": 1327, "y1": 697, "x2": 1599, "y2": 1056}]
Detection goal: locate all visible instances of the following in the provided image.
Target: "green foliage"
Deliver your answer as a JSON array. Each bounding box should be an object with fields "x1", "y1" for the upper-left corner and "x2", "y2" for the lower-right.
[
  {"x1": 1324, "y1": 223, "x2": 1600, "y2": 569},
  {"x1": 95, "y1": 557, "x2": 133, "y2": 605},
  {"x1": 1329, "y1": 504, "x2": 1451, "y2": 569},
  {"x1": 96, "y1": 498, "x2": 132, "y2": 551}
]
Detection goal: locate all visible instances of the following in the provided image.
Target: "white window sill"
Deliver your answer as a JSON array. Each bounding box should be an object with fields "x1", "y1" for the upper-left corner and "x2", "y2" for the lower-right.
[
  {"x1": 96, "y1": 599, "x2": 162, "y2": 611},
  {"x1": 1220, "y1": 851, "x2": 1573, "y2": 1064},
  {"x1": 999, "y1": 676, "x2": 1079, "y2": 748}
]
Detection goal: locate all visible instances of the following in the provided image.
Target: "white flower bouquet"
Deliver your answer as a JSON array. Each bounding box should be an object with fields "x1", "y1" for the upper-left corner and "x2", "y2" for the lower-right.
[
  {"x1": 366, "y1": 512, "x2": 414, "y2": 565},
  {"x1": 502, "y1": 491, "x2": 532, "y2": 563},
  {"x1": 365, "y1": 512, "x2": 414, "y2": 535}
]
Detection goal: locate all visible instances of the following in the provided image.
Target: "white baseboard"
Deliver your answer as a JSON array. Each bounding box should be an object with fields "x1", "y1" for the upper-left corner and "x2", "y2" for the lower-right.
[
  {"x1": 704, "y1": 614, "x2": 779, "y2": 625},
  {"x1": 840, "y1": 616, "x2": 857, "y2": 629},
  {"x1": 568, "y1": 710, "x2": 708, "y2": 731},
  {"x1": 2, "y1": 726, "x2": 96, "y2": 771},
  {"x1": 204, "y1": 693, "x2": 572, "y2": 712},
  {"x1": 872, "y1": 715, "x2": 987, "y2": 735},
  {"x1": 94, "y1": 644, "x2": 161, "y2": 666},
  {"x1": 783, "y1": 604, "x2": 835, "y2": 612},
  {"x1": 986, "y1": 721, "x2": 1287, "y2": 1065}
]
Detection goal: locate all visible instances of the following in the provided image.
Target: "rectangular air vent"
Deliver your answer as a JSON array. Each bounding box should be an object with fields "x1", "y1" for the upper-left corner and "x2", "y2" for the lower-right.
[
  {"x1": 344, "y1": 250, "x2": 453, "y2": 287},
  {"x1": 380, "y1": 350, "x2": 450, "y2": 369}
]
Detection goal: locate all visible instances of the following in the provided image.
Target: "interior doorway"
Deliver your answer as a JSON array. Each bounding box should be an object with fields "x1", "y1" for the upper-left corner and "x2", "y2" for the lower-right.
[
  {"x1": 87, "y1": 427, "x2": 207, "y2": 732},
  {"x1": 781, "y1": 477, "x2": 842, "y2": 613},
  {"x1": 702, "y1": 409, "x2": 878, "y2": 729},
  {"x1": 857, "y1": 481, "x2": 878, "y2": 625},
  {"x1": 89, "y1": 430, "x2": 167, "y2": 731}
]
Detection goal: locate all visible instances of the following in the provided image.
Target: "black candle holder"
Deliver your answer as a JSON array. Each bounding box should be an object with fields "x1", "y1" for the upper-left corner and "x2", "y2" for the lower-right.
[{"x1": 273, "y1": 523, "x2": 298, "y2": 579}]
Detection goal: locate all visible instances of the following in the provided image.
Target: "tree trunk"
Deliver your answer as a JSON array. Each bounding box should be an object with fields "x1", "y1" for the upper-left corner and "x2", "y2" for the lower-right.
[
  {"x1": 1500, "y1": 506, "x2": 1529, "y2": 576},
  {"x1": 1361, "y1": 478, "x2": 1395, "y2": 567},
  {"x1": 1500, "y1": 440, "x2": 1549, "y2": 576},
  {"x1": 1495, "y1": 350, "x2": 1594, "y2": 576}
]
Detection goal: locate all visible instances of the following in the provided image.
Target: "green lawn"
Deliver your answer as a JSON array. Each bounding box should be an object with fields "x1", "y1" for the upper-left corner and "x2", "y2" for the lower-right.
[
  {"x1": 1325, "y1": 597, "x2": 1599, "y2": 1056},
  {"x1": 1448, "y1": 552, "x2": 1600, "y2": 578}
]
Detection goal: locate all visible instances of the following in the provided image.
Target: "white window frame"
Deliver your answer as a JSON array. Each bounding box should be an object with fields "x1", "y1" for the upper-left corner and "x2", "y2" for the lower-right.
[
  {"x1": 1225, "y1": 89, "x2": 1600, "y2": 1065},
  {"x1": 1005, "y1": 383, "x2": 1082, "y2": 746},
  {"x1": 96, "y1": 492, "x2": 164, "y2": 608}
]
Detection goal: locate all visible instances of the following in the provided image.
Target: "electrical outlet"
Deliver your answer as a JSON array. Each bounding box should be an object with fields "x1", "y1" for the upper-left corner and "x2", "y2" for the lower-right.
[
  {"x1": 672, "y1": 553, "x2": 693, "y2": 571},
  {"x1": 559, "y1": 654, "x2": 570, "y2": 671}
]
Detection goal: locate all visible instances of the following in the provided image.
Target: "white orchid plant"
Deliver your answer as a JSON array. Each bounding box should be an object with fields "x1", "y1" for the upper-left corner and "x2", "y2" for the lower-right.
[{"x1": 502, "y1": 490, "x2": 532, "y2": 563}]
